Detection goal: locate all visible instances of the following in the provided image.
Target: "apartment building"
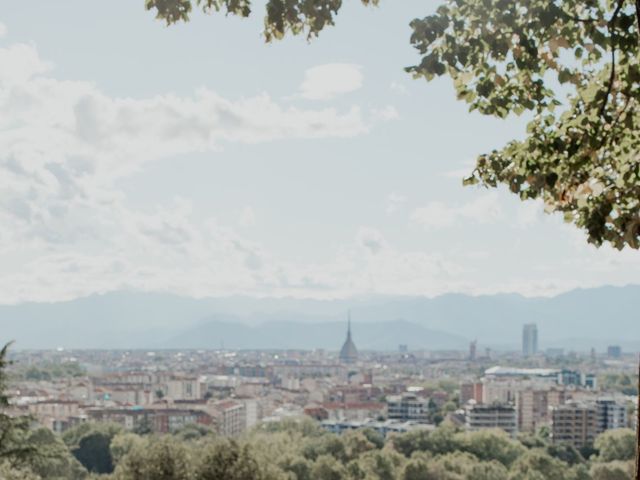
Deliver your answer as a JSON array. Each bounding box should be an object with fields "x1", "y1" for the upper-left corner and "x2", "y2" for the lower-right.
[
  {"x1": 517, "y1": 388, "x2": 565, "y2": 433},
  {"x1": 387, "y1": 393, "x2": 429, "y2": 423},
  {"x1": 551, "y1": 399, "x2": 627, "y2": 448},
  {"x1": 465, "y1": 403, "x2": 517, "y2": 436},
  {"x1": 210, "y1": 400, "x2": 246, "y2": 437},
  {"x1": 551, "y1": 402, "x2": 599, "y2": 448},
  {"x1": 87, "y1": 407, "x2": 212, "y2": 434}
]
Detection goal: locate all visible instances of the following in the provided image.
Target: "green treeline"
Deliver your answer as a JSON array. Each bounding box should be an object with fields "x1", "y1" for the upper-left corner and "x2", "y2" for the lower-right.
[
  {"x1": 1, "y1": 418, "x2": 637, "y2": 480},
  {"x1": 15, "y1": 362, "x2": 87, "y2": 382},
  {"x1": 599, "y1": 373, "x2": 639, "y2": 397}
]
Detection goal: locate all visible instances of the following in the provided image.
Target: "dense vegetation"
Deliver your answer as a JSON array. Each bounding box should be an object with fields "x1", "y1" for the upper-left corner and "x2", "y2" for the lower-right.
[
  {"x1": 600, "y1": 372, "x2": 640, "y2": 397},
  {"x1": 1, "y1": 414, "x2": 638, "y2": 479}
]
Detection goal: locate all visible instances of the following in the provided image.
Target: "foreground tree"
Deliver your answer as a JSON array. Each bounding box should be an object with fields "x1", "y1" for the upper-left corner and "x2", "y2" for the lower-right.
[
  {"x1": 455, "y1": 429, "x2": 526, "y2": 467},
  {"x1": 62, "y1": 422, "x2": 123, "y2": 474},
  {"x1": 591, "y1": 460, "x2": 635, "y2": 480},
  {"x1": 0, "y1": 343, "x2": 89, "y2": 479},
  {"x1": 194, "y1": 438, "x2": 267, "y2": 480},
  {"x1": 0, "y1": 343, "x2": 38, "y2": 469},
  {"x1": 595, "y1": 429, "x2": 637, "y2": 463},
  {"x1": 113, "y1": 435, "x2": 192, "y2": 480},
  {"x1": 24, "y1": 427, "x2": 87, "y2": 480}
]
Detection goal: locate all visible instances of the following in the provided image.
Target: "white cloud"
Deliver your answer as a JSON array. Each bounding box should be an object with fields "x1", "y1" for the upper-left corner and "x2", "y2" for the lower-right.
[
  {"x1": 515, "y1": 200, "x2": 544, "y2": 228},
  {"x1": 239, "y1": 207, "x2": 256, "y2": 228},
  {"x1": 269, "y1": 227, "x2": 467, "y2": 297},
  {"x1": 356, "y1": 227, "x2": 388, "y2": 255},
  {"x1": 347, "y1": 228, "x2": 466, "y2": 295},
  {"x1": 298, "y1": 63, "x2": 363, "y2": 100},
  {"x1": 0, "y1": 42, "x2": 398, "y2": 303},
  {"x1": 410, "y1": 193, "x2": 503, "y2": 230},
  {"x1": 385, "y1": 192, "x2": 407, "y2": 214},
  {"x1": 0, "y1": 40, "x2": 636, "y2": 303},
  {"x1": 389, "y1": 81, "x2": 408, "y2": 95},
  {"x1": 0, "y1": 43, "x2": 377, "y2": 249},
  {"x1": 0, "y1": 43, "x2": 51, "y2": 84},
  {"x1": 371, "y1": 105, "x2": 399, "y2": 122}
]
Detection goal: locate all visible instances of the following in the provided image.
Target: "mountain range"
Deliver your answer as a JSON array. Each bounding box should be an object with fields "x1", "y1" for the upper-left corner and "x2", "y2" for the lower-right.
[{"x1": 1, "y1": 285, "x2": 638, "y2": 351}]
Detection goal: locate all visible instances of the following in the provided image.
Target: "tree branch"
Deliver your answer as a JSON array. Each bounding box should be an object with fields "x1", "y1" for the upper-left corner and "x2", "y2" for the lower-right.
[
  {"x1": 636, "y1": 1, "x2": 640, "y2": 42},
  {"x1": 599, "y1": 51, "x2": 616, "y2": 118},
  {"x1": 599, "y1": 0, "x2": 624, "y2": 118}
]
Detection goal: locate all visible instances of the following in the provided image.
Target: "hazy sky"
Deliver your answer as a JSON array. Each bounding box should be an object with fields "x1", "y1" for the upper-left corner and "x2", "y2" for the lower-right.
[{"x1": 0, "y1": 1, "x2": 638, "y2": 304}]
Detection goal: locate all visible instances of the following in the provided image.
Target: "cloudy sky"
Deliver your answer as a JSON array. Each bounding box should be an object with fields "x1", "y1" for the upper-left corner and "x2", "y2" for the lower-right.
[{"x1": 0, "y1": 1, "x2": 638, "y2": 304}]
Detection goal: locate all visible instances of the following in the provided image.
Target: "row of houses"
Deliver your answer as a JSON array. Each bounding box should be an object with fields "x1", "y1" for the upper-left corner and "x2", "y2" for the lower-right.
[{"x1": 26, "y1": 397, "x2": 255, "y2": 437}]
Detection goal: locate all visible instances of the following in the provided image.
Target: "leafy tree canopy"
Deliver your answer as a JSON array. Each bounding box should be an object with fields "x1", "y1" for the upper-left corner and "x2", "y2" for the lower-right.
[
  {"x1": 146, "y1": 0, "x2": 640, "y2": 250},
  {"x1": 594, "y1": 428, "x2": 637, "y2": 462},
  {"x1": 0, "y1": 344, "x2": 39, "y2": 470},
  {"x1": 62, "y1": 422, "x2": 123, "y2": 474}
]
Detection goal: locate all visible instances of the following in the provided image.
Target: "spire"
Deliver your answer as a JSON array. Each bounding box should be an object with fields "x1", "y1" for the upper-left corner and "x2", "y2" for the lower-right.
[{"x1": 340, "y1": 310, "x2": 358, "y2": 364}]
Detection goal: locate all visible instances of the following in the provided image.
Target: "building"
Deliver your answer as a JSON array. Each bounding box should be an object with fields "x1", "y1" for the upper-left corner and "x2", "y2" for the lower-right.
[
  {"x1": 551, "y1": 402, "x2": 599, "y2": 448},
  {"x1": 321, "y1": 419, "x2": 433, "y2": 437},
  {"x1": 460, "y1": 383, "x2": 483, "y2": 405},
  {"x1": 165, "y1": 376, "x2": 202, "y2": 401},
  {"x1": 210, "y1": 400, "x2": 246, "y2": 437},
  {"x1": 87, "y1": 407, "x2": 212, "y2": 434},
  {"x1": 522, "y1": 323, "x2": 538, "y2": 357},
  {"x1": 483, "y1": 366, "x2": 595, "y2": 389},
  {"x1": 465, "y1": 402, "x2": 517, "y2": 436},
  {"x1": 339, "y1": 313, "x2": 358, "y2": 364},
  {"x1": 387, "y1": 393, "x2": 429, "y2": 423},
  {"x1": 240, "y1": 398, "x2": 260, "y2": 429},
  {"x1": 27, "y1": 400, "x2": 82, "y2": 432},
  {"x1": 469, "y1": 341, "x2": 477, "y2": 361},
  {"x1": 558, "y1": 369, "x2": 597, "y2": 389},
  {"x1": 310, "y1": 402, "x2": 386, "y2": 422},
  {"x1": 551, "y1": 399, "x2": 627, "y2": 448},
  {"x1": 607, "y1": 345, "x2": 622, "y2": 359},
  {"x1": 482, "y1": 377, "x2": 553, "y2": 405},
  {"x1": 517, "y1": 388, "x2": 565, "y2": 433},
  {"x1": 596, "y1": 399, "x2": 627, "y2": 431}
]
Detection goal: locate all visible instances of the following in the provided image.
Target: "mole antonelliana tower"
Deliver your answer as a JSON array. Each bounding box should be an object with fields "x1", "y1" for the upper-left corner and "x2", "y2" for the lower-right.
[{"x1": 339, "y1": 311, "x2": 358, "y2": 364}]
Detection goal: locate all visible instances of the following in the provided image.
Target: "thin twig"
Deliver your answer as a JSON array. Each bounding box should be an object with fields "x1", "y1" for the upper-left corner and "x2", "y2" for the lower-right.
[
  {"x1": 636, "y1": 1, "x2": 640, "y2": 42},
  {"x1": 607, "y1": 95, "x2": 631, "y2": 145}
]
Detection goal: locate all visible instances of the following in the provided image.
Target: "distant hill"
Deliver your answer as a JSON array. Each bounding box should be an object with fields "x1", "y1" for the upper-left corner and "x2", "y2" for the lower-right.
[
  {"x1": 167, "y1": 317, "x2": 467, "y2": 351},
  {"x1": 0, "y1": 285, "x2": 638, "y2": 351}
]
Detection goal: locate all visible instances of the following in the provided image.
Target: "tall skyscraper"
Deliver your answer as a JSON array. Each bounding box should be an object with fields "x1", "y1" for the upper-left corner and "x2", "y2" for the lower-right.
[
  {"x1": 469, "y1": 340, "x2": 477, "y2": 361},
  {"x1": 522, "y1": 323, "x2": 538, "y2": 357}
]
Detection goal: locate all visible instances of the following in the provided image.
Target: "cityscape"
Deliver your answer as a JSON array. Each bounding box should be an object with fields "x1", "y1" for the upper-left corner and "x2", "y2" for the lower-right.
[
  {"x1": 2, "y1": 0, "x2": 640, "y2": 479},
  {"x1": 5, "y1": 318, "x2": 638, "y2": 446}
]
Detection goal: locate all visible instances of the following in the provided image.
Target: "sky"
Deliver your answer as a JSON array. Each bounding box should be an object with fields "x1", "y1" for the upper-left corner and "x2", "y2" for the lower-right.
[{"x1": 0, "y1": 0, "x2": 638, "y2": 304}]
